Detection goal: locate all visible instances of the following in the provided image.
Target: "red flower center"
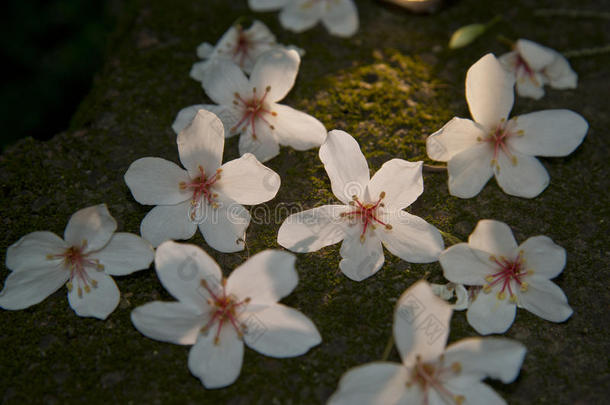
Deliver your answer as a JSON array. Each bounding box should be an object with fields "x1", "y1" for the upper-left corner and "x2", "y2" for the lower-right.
[
  {"x1": 409, "y1": 355, "x2": 464, "y2": 405},
  {"x1": 340, "y1": 192, "x2": 392, "y2": 242},
  {"x1": 49, "y1": 240, "x2": 104, "y2": 297},
  {"x1": 231, "y1": 86, "x2": 277, "y2": 140},
  {"x1": 478, "y1": 119, "x2": 524, "y2": 170},
  {"x1": 180, "y1": 165, "x2": 222, "y2": 219},
  {"x1": 483, "y1": 251, "x2": 533, "y2": 301}
]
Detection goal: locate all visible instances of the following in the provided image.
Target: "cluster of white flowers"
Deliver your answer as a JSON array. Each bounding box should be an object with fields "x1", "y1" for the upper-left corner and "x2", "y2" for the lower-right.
[{"x1": 1, "y1": 7, "x2": 587, "y2": 403}]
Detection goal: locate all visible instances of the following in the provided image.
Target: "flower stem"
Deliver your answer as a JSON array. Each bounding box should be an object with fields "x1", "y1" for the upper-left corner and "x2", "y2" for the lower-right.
[
  {"x1": 381, "y1": 334, "x2": 394, "y2": 361},
  {"x1": 423, "y1": 163, "x2": 447, "y2": 173},
  {"x1": 496, "y1": 34, "x2": 515, "y2": 49},
  {"x1": 439, "y1": 230, "x2": 463, "y2": 246}
]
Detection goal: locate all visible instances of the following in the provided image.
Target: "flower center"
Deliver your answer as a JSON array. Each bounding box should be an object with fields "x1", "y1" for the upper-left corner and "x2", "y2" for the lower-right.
[
  {"x1": 47, "y1": 240, "x2": 104, "y2": 298},
  {"x1": 477, "y1": 118, "x2": 524, "y2": 171},
  {"x1": 340, "y1": 192, "x2": 392, "y2": 242},
  {"x1": 482, "y1": 250, "x2": 534, "y2": 302},
  {"x1": 515, "y1": 54, "x2": 540, "y2": 85},
  {"x1": 231, "y1": 86, "x2": 277, "y2": 140},
  {"x1": 408, "y1": 355, "x2": 464, "y2": 405},
  {"x1": 179, "y1": 165, "x2": 222, "y2": 220},
  {"x1": 199, "y1": 278, "x2": 251, "y2": 345}
]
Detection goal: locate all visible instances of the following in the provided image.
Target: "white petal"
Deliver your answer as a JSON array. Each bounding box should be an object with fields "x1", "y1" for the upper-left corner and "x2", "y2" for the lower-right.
[
  {"x1": 447, "y1": 143, "x2": 494, "y2": 199},
  {"x1": 243, "y1": 304, "x2": 321, "y2": 357},
  {"x1": 131, "y1": 301, "x2": 204, "y2": 345},
  {"x1": 327, "y1": 362, "x2": 411, "y2": 405},
  {"x1": 319, "y1": 130, "x2": 370, "y2": 204},
  {"x1": 202, "y1": 59, "x2": 250, "y2": 106},
  {"x1": 497, "y1": 51, "x2": 518, "y2": 75},
  {"x1": 339, "y1": 233, "x2": 384, "y2": 281},
  {"x1": 189, "y1": 60, "x2": 210, "y2": 82},
  {"x1": 394, "y1": 281, "x2": 452, "y2": 367},
  {"x1": 271, "y1": 104, "x2": 327, "y2": 150},
  {"x1": 365, "y1": 159, "x2": 423, "y2": 211},
  {"x1": 468, "y1": 219, "x2": 518, "y2": 258},
  {"x1": 544, "y1": 55, "x2": 577, "y2": 89},
  {"x1": 196, "y1": 42, "x2": 214, "y2": 58},
  {"x1": 440, "y1": 243, "x2": 496, "y2": 285},
  {"x1": 444, "y1": 337, "x2": 526, "y2": 383},
  {"x1": 444, "y1": 380, "x2": 507, "y2": 405},
  {"x1": 124, "y1": 157, "x2": 191, "y2": 205},
  {"x1": 238, "y1": 121, "x2": 280, "y2": 163},
  {"x1": 177, "y1": 109, "x2": 225, "y2": 178},
  {"x1": 64, "y1": 204, "x2": 117, "y2": 252},
  {"x1": 277, "y1": 205, "x2": 350, "y2": 253},
  {"x1": 67, "y1": 271, "x2": 119, "y2": 320},
  {"x1": 0, "y1": 263, "x2": 68, "y2": 310},
  {"x1": 90, "y1": 233, "x2": 154, "y2": 276},
  {"x1": 248, "y1": 0, "x2": 291, "y2": 11},
  {"x1": 227, "y1": 250, "x2": 298, "y2": 306},
  {"x1": 508, "y1": 110, "x2": 588, "y2": 157},
  {"x1": 379, "y1": 211, "x2": 444, "y2": 263},
  {"x1": 279, "y1": 0, "x2": 322, "y2": 33},
  {"x1": 154, "y1": 240, "x2": 222, "y2": 309},
  {"x1": 321, "y1": 0, "x2": 358, "y2": 37},
  {"x1": 466, "y1": 54, "x2": 515, "y2": 129},
  {"x1": 516, "y1": 39, "x2": 557, "y2": 71},
  {"x1": 515, "y1": 74, "x2": 545, "y2": 99},
  {"x1": 454, "y1": 284, "x2": 469, "y2": 310},
  {"x1": 172, "y1": 104, "x2": 240, "y2": 138},
  {"x1": 494, "y1": 150, "x2": 549, "y2": 198},
  {"x1": 215, "y1": 153, "x2": 280, "y2": 205},
  {"x1": 518, "y1": 235, "x2": 566, "y2": 279},
  {"x1": 426, "y1": 117, "x2": 486, "y2": 162},
  {"x1": 466, "y1": 290, "x2": 516, "y2": 335},
  {"x1": 140, "y1": 201, "x2": 198, "y2": 247},
  {"x1": 518, "y1": 276, "x2": 572, "y2": 322},
  {"x1": 6, "y1": 231, "x2": 67, "y2": 272},
  {"x1": 250, "y1": 48, "x2": 300, "y2": 103},
  {"x1": 188, "y1": 326, "x2": 244, "y2": 389},
  {"x1": 197, "y1": 197, "x2": 250, "y2": 253}
]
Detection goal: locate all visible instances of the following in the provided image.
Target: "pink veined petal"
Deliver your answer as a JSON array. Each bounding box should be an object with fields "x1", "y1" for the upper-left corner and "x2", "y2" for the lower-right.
[
  {"x1": 227, "y1": 250, "x2": 298, "y2": 307},
  {"x1": 319, "y1": 130, "x2": 370, "y2": 204},
  {"x1": 130, "y1": 301, "x2": 204, "y2": 345},
  {"x1": 517, "y1": 276, "x2": 573, "y2": 322},
  {"x1": 238, "y1": 119, "x2": 280, "y2": 163},
  {"x1": 365, "y1": 159, "x2": 423, "y2": 211},
  {"x1": 172, "y1": 104, "x2": 240, "y2": 138},
  {"x1": 215, "y1": 153, "x2": 280, "y2": 205},
  {"x1": 154, "y1": 241, "x2": 222, "y2": 310},
  {"x1": 518, "y1": 235, "x2": 566, "y2": 279},
  {"x1": 394, "y1": 281, "x2": 452, "y2": 367},
  {"x1": 64, "y1": 204, "x2": 117, "y2": 253},
  {"x1": 89, "y1": 233, "x2": 154, "y2": 276},
  {"x1": 67, "y1": 271, "x2": 120, "y2": 320},
  {"x1": 277, "y1": 205, "x2": 351, "y2": 253},
  {"x1": 248, "y1": 0, "x2": 291, "y2": 11},
  {"x1": 466, "y1": 53, "x2": 515, "y2": 129},
  {"x1": 188, "y1": 326, "x2": 244, "y2": 389},
  {"x1": 197, "y1": 195, "x2": 250, "y2": 253},
  {"x1": 379, "y1": 211, "x2": 444, "y2": 263},
  {"x1": 339, "y1": 232, "x2": 384, "y2": 281},
  {"x1": 440, "y1": 243, "x2": 496, "y2": 285},
  {"x1": 508, "y1": 110, "x2": 588, "y2": 157},
  {"x1": 177, "y1": 109, "x2": 225, "y2": 179},
  {"x1": 139, "y1": 201, "x2": 198, "y2": 247},
  {"x1": 124, "y1": 157, "x2": 192, "y2": 205},
  {"x1": 426, "y1": 117, "x2": 486, "y2": 162},
  {"x1": 321, "y1": 0, "x2": 359, "y2": 37},
  {"x1": 443, "y1": 337, "x2": 526, "y2": 383},
  {"x1": 6, "y1": 231, "x2": 67, "y2": 272},
  {"x1": 0, "y1": 262, "x2": 68, "y2": 310},
  {"x1": 494, "y1": 149, "x2": 550, "y2": 198},
  {"x1": 466, "y1": 289, "x2": 516, "y2": 335},
  {"x1": 327, "y1": 362, "x2": 412, "y2": 405},
  {"x1": 447, "y1": 143, "x2": 495, "y2": 199},
  {"x1": 249, "y1": 48, "x2": 300, "y2": 103},
  {"x1": 270, "y1": 103, "x2": 327, "y2": 150},
  {"x1": 516, "y1": 39, "x2": 557, "y2": 71},
  {"x1": 468, "y1": 219, "x2": 518, "y2": 259},
  {"x1": 202, "y1": 59, "x2": 251, "y2": 106},
  {"x1": 279, "y1": 0, "x2": 322, "y2": 33},
  {"x1": 243, "y1": 303, "x2": 321, "y2": 357}
]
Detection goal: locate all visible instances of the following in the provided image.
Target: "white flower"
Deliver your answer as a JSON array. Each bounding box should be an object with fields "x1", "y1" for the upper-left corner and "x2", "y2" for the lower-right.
[
  {"x1": 0, "y1": 204, "x2": 153, "y2": 319},
  {"x1": 248, "y1": 0, "x2": 358, "y2": 38},
  {"x1": 278, "y1": 130, "x2": 444, "y2": 281},
  {"x1": 131, "y1": 241, "x2": 322, "y2": 389},
  {"x1": 439, "y1": 219, "x2": 573, "y2": 335},
  {"x1": 328, "y1": 281, "x2": 526, "y2": 405},
  {"x1": 125, "y1": 110, "x2": 280, "y2": 251},
  {"x1": 498, "y1": 39, "x2": 577, "y2": 99},
  {"x1": 426, "y1": 53, "x2": 588, "y2": 198},
  {"x1": 173, "y1": 48, "x2": 327, "y2": 163},
  {"x1": 430, "y1": 282, "x2": 469, "y2": 310},
  {"x1": 190, "y1": 20, "x2": 304, "y2": 81}
]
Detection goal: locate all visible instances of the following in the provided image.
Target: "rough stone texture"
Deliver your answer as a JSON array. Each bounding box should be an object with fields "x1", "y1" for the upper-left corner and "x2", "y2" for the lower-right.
[{"x1": 1, "y1": 0, "x2": 608, "y2": 403}]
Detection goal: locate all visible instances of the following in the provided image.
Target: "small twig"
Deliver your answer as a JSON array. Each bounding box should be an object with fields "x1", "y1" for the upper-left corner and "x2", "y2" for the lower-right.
[
  {"x1": 534, "y1": 9, "x2": 610, "y2": 19},
  {"x1": 496, "y1": 34, "x2": 515, "y2": 49},
  {"x1": 381, "y1": 334, "x2": 394, "y2": 361},
  {"x1": 563, "y1": 44, "x2": 610, "y2": 58},
  {"x1": 423, "y1": 163, "x2": 447, "y2": 173}
]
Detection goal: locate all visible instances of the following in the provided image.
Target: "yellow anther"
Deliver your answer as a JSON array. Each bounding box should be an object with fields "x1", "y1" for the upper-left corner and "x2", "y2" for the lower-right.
[
  {"x1": 517, "y1": 130, "x2": 525, "y2": 136},
  {"x1": 244, "y1": 297, "x2": 251, "y2": 303},
  {"x1": 84, "y1": 285, "x2": 91, "y2": 294},
  {"x1": 214, "y1": 337, "x2": 220, "y2": 345},
  {"x1": 234, "y1": 92, "x2": 240, "y2": 98},
  {"x1": 451, "y1": 362, "x2": 462, "y2": 373},
  {"x1": 352, "y1": 195, "x2": 358, "y2": 200},
  {"x1": 82, "y1": 240, "x2": 88, "y2": 249},
  {"x1": 271, "y1": 111, "x2": 277, "y2": 116},
  {"x1": 266, "y1": 85, "x2": 271, "y2": 91},
  {"x1": 212, "y1": 203, "x2": 219, "y2": 209},
  {"x1": 379, "y1": 191, "x2": 386, "y2": 198},
  {"x1": 385, "y1": 224, "x2": 393, "y2": 230},
  {"x1": 359, "y1": 234, "x2": 366, "y2": 243},
  {"x1": 511, "y1": 155, "x2": 518, "y2": 166},
  {"x1": 520, "y1": 282, "x2": 529, "y2": 292},
  {"x1": 509, "y1": 294, "x2": 518, "y2": 303},
  {"x1": 499, "y1": 256, "x2": 507, "y2": 261},
  {"x1": 527, "y1": 269, "x2": 535, "y2": 276},
  {"x1": 497, "y1": 291, "x2": 506, "y2": 300},
  {"x1": 476, "y1": 136, "x2": 482, "y2": 141},
  {"x1": 179, "y1": 181, "x2": 187, "y2": 190},
  {"x1": 489, "y1": 255, "x2": 496, "y2": 262},
  {"x1": 221, "y1": 277, "x2": 228, "y2": 287},
  {"x1": 66, "y1": 282, "x2": 73, "y2": 292},
  {"x1": 455, "y1": 395, "x2": 465, "y2": 405},
  {"x1": 500, "y1": 118, "x2": 506, "y2": 122},
  {"x1": 91, "y1": 279, "x2": 98, "y2": 288},
  {"x1": 215, "y1": 175, "x2": 221, "y2": 180},
  {"x1": 212, "y1": 193, "x2": 218, "y2": 198},
  {"x1": 233, "y1": 100, "x2": 238, "y2": 105},
  {"x1": 485, "y1": 275, "x2": 495, "y2": 283},
  {"x1": 200, "y1": 279, "x2": 208, "y2": 287},
  {"x1": 490, "y1": 159, "x2": 497, "y2": 167},
  {"x1": 191, "y1": 200, "x2": 198, "y2": 206},
  {"x1": 78, "y1": 287, "x2": 83, "y2": 298},
  {"x1": 270, "y1": 125, "x2": 275, "y2": 130},
  {"x1": 252, "y1": 87, "x2": 257, "y2": 93},
  {"x1": 483, "y1": 284, "x2": 492, "y2": 293},
  {"x1": 96, "y1": 263, "x2": 105, "y2": 270}
]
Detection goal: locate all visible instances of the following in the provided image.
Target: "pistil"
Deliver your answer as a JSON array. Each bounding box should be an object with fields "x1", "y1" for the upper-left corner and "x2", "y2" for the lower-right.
[
  {"x1": 231, "y1": 86, "x2": 277, "y2": 140},
  {"x1": 200, "y1": 278, "x2": 251, "y2": 345},
  {"x1": 482, "y1": 251, "x2": 533, "y2": 302},
  {"x1": 340, "y1": 192, "x2": 392, "y2": 242}
]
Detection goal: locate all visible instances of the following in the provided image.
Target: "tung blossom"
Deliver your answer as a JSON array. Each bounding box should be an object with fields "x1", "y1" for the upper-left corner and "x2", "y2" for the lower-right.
[
  {"x1": 427, "y1": 53, "x2": 588, "y2": 199},
  {"x1": 248, "y1": 0, "x2": 359, "y2": 38},
  {"x1": 328, "y1": 281, "x2": 526, "y2": 405},
  {"x1": 499, "y1": 39, "x2": 577, "y2": 100},
  {"x1": 0, "y1": 204, "x2": 154, "y2": 319},
  {"x1": 278, "y1": 130, "x2": 444, "y2": 281},
  {"x1": 440, "y1": 219, "x2": 573, "y2": 335},
  {"x1": 131, "y1": 241, "x2": 321, "y2": 388},
  {"x1": 125, "y1": 109, "x2": 281, "y2": 251},
  {"x1": 173, "y1": 48, "x2": 326, "y2": 163}
]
